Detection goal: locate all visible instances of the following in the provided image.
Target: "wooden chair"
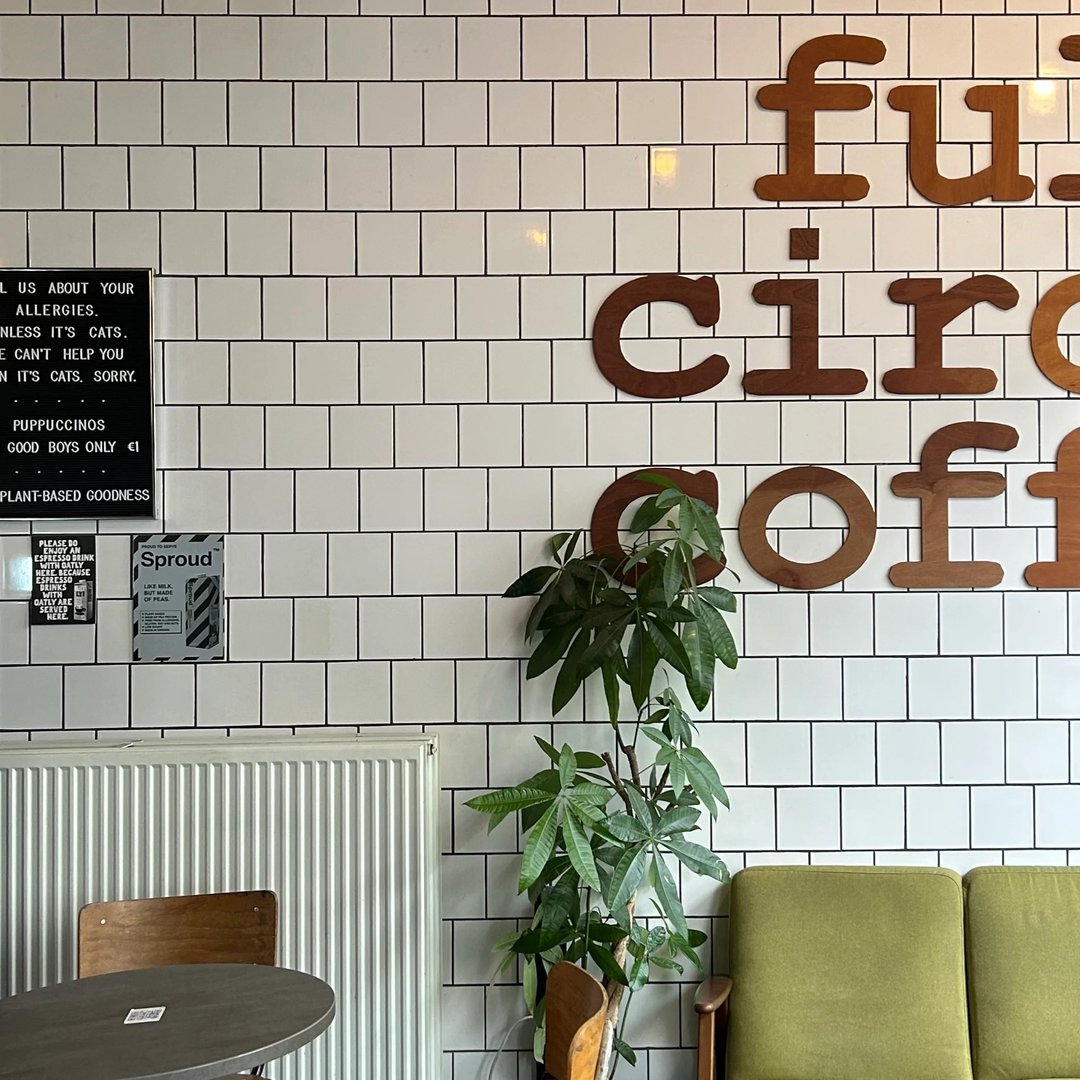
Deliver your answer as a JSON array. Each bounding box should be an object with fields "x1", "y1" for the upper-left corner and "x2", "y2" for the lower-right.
[
  {"x1": 78, "y1": 890, "x2": 278, "y2": 1079},
  {"x1": 543, "y1": 962, "x2": 607, "y2": 1080}
]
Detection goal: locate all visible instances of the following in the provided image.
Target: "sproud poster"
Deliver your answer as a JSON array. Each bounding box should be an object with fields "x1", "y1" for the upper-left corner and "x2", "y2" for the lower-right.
[{"x1": 131, "y1": 534, "x2": 224, "y2": 662}]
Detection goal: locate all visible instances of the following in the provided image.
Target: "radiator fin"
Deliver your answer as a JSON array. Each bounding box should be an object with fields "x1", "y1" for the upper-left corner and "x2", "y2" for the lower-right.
[{"x1": 0, "y1": 737, "x2": 441, "y2": 1080}]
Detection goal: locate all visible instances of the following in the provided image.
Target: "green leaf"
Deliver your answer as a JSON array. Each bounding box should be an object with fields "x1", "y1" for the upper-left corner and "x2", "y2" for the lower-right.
[
  {"x1": 589, "y1": 943, "x2": 628, "y2": 986},
  {"x1": 646, "y1": 617, "x2": 692, "y2": 677},
  {"x1": 523, "y1": 957, "x2": 538, "y2": 1011},
  {"x1": 683, "y1": 747, "x2": 729, "y2": 817},
  {"x1": 641, "y1": 726, "x2": 674, "y2": 750},
  {"x1": 652, "y1": 853, "x2": 687, "y2": 939},
  {"x1": 558, "y1": 743, "x2": 577, "y2": 789},
  {"x1": 635, "y1": 471, "x2": 680, "y2": 491},
  {"x1": 504, "y1": 564, "x2": 559, "y2": 598},
  {"x1": 604, "y1": 813, "x2": 649, "y2": 843},
  {"x1": 524, "y1": 578, "x2": 559, "y2": 642},
  {"x1": 688, "y1": 498, "x2": 725, "y2": 560},
  {"x1": 563, "y1": 810, "x2": 602, "y2": 893},
  {"x1": 606, "y1": 842, "x2": 648, "y2": 911},
  {"x1": 697, "y1": 602, "x2": 738, "y2": 670},
  {"x1": 662, "y1": 545, "x2": 684, "y2": 606},
  {"x1": 600, "y1": 659, "x2": 621, "y2": 724},
  {"x1": 682, "y1": 616, "x2": 715, "y2": 712},
  {"x1": 464, "y1": 785, "x2": 556, "y2": 815},
  {"x1": 628, "y1": 495, "x2": 667, "y2": 536},
  {"x1": 518, "y1": 804, "x2": 559, "y2": 892},
  {"x1": 627, "y1": 946, "x2": 650, "y2": 992},
  {"x1": 625, "y1": 785, "x2": 654, "y2": 829},
  {"x1": 657, "y1": 805, "x2": 700, "y2": 836},
  {"x1": 550, "y1": 532, "x2": 572, "y2": 561},
  {"x1": 698, "y1": 586, "x2": 738, "y2": 613},
  {"x1": 569, "y1": 781, "x2": 614, "y2": 806},
  {"x1": 551, "y1": 628, "x2": 591, "y2": 715},
  {"x1": 627, "y1": 621, "x2": 659, "y2": 710},
  {"x1": 580, "y1": 620, "x2": 629, "y2": 671},
  {"x1": 526, "y1": 624, "x2": 577, "y2": 680},
  {"x1": 665, "y1": 837, "x2": 729, "y2": 881},
  {"x1": 613, "y1": 1036, "x2": 638, "y2": 1066}
]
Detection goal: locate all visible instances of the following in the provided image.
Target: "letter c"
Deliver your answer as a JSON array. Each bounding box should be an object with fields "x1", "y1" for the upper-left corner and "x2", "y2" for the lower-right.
[{"x1": 591, "y1": 275, "x2": 728, "y2": 398}]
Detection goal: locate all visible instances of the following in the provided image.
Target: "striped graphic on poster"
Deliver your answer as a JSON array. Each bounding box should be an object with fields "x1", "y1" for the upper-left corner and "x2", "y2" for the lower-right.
[{"x1": 132, "y1": 534, "x2": 224, "y2": 662}]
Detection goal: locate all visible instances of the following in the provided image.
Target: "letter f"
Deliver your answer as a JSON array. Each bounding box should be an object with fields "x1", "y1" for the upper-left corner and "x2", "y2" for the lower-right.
[{"x1": 755, "y1": 34, "x2": 886, "y2": 202}]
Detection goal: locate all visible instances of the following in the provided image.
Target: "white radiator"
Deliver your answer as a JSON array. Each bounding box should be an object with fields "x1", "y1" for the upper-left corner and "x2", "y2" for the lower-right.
[{"x1": 0, "y1": 735, "x2": 441, "y2": 1080}]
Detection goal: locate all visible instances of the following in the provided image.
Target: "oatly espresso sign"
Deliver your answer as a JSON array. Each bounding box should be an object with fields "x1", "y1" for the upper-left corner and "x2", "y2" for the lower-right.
[{"x1": 0, "y1": 269, "x2": 154, "y2": 519}]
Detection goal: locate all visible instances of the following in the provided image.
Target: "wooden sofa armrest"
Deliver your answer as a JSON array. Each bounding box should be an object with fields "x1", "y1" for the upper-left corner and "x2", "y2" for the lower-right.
[{"x1": 695, "y1": 977, "x2": 732, "y2": 1080}]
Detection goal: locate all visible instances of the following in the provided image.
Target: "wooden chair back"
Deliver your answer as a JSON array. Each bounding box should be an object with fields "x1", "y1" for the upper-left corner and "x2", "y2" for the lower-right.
[
  {"x1": 78, "y1": 890, "x2": 277, "y2": 978},
  {"x1": 543, "y1": 961, "x2": 607, "y2": 1080}
]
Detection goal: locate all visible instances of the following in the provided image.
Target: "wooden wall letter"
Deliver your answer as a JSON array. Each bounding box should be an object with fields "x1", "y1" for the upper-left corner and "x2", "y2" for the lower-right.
[
  {"x1": 887, "y1": 85, "x2": 1034, "y2": 205},
  {"x1": 1050, "y1": 38, "x2": 1080, "y2": 200},
  {"x1": 739, "y1": 467, "x2": 877, "y2": 589},
  {"x1": 889, "y1": 421, "x2": 1019, "y2": 589},
  {"x1": 591, "y1": 275, "x2": 728, "y2": 399},
  {"x1": 1025, "y1": 429, "x2": 1080, "y2": 587},
  {"x1": 789, "y1": 227, "x2": 820, "y2": 260},
  {"x1": 755, "y1": 35, "x2": 886, "y2": 202},
  {"x1": 746, "y1": 278, "x2": 868, "y2": 395},
  {"x1": 1030, "y1": 275, "x2": 1080, "y2": 392},
  {"x1": 885, "y1": 276, "x2": 1019, "y2": 394},
  {"x1": 591, "y1": 468, "x2": 725, "y2": 585}
]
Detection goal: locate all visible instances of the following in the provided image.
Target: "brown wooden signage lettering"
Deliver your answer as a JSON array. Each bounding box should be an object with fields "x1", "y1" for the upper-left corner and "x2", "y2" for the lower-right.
[
  {"x1": 591, "y1": 276, "x2": 728, "y2": 399},
  {"x1": 748, "y1": 277, "x2": 867, "y2": 396},
  {"x1": 1026, "y1": 430, "x2": 1080, "y2": 588},
  {"x1": 591, "y1": 469, "x2": 725, "y2": 585},
  {"x1": 755, "y1": 35, "x2": 886, "y2": 202},
  {"x1": 889, "y1": 422, "x2": 1019, "y2": 588},
  {"x1": 1029, "y1": 275, "x2": 1080, "y2": 393},
  {"x1": 885, "y1": 276, "x2": 1019, "y2": 395},
  {"x1": 738, "y1": 467, "x2": 877, "y2": 590},
  {"x1": 887, "y1": 85, "x2": 1033, "y2": 206},
  {"x1": 581, "y1": 33, "x2": 1080, "y2": 592}
]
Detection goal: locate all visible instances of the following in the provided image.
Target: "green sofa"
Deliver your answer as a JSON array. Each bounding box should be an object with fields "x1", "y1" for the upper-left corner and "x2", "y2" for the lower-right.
[{"x1": 695, "y1": 865, "x2": 1080, "y2": 1080}]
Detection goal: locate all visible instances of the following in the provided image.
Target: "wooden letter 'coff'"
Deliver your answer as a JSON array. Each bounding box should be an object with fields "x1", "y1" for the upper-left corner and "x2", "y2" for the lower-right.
[{"x1": 890, "y1": 421, "x2": 1019, "y2": 588}]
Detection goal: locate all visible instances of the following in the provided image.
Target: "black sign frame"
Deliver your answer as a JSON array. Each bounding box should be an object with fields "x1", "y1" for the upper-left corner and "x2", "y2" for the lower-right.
[{"x1": 0, "y1": 267, "x2": 156, "y2": 519}]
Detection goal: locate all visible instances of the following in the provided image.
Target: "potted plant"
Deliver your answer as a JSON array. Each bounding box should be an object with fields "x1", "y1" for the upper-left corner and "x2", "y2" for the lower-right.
[{"x1": 466, "y1": 473, "x2": 739, "y2": 1078}]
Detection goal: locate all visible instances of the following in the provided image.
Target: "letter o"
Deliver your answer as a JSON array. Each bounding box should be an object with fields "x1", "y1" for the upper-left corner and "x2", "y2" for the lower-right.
[{"x1": 739, "y1": 467, "x2": 877, "y2": 590}]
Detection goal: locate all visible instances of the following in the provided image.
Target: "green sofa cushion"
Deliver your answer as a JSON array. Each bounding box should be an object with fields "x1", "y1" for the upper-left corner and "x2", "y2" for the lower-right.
[
  {"x1": 965, "y1": 866, "x2": 1080, "y2": 1080},
  {"x1": 727, "y1": 865, "x2": 972, "y2": 1080}
]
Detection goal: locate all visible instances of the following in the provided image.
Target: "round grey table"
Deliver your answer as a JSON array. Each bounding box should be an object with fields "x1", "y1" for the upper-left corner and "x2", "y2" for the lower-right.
[{"x1": 0, "y1": 963, "x2": 336, "y2": 1080}]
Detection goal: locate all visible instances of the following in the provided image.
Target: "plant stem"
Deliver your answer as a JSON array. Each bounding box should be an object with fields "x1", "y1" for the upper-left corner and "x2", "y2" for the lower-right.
[
  {"x1": 602, "y1": 752, "x2": 633, "y2": 814},
  {"x1": 594, "y1": 896, "x2": 636, "y2": 1080}
]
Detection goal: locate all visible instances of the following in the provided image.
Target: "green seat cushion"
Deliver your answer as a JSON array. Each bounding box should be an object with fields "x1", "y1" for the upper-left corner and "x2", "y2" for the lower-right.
[
  {"x1": 965, "y1": 866, "x2": 1080, "y2": 1080},
  {"x1": 727, "y1": 865, "x2": 972, "y2": 1080}
]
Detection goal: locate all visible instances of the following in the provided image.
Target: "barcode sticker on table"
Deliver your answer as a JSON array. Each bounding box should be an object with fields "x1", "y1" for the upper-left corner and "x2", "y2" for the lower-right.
[{"x1": 124, "y1": 1006, "x2": 166, "y2": 1025}]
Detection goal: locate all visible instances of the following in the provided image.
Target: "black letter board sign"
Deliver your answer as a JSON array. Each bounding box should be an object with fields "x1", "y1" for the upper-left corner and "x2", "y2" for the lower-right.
[{"x1": 0, "y1": 268, "x2": 154, "y2": 519}]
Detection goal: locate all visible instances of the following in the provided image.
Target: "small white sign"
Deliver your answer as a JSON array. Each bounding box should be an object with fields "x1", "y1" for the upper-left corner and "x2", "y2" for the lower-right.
[{"x1": 124, "y1": 1006, "x2": 166, "y2": 1025}]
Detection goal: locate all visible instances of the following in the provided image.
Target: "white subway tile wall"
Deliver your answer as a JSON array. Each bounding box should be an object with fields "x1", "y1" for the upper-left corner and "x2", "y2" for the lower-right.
[{"x1": 1, "y1": 4, "x2": 1080, "y2": 1075}]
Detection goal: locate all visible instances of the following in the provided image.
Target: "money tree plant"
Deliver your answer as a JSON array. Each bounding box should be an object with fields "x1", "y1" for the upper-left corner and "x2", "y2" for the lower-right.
[{"x1": 466, "y1": 475, "x2": 738, "y2": 1079}]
